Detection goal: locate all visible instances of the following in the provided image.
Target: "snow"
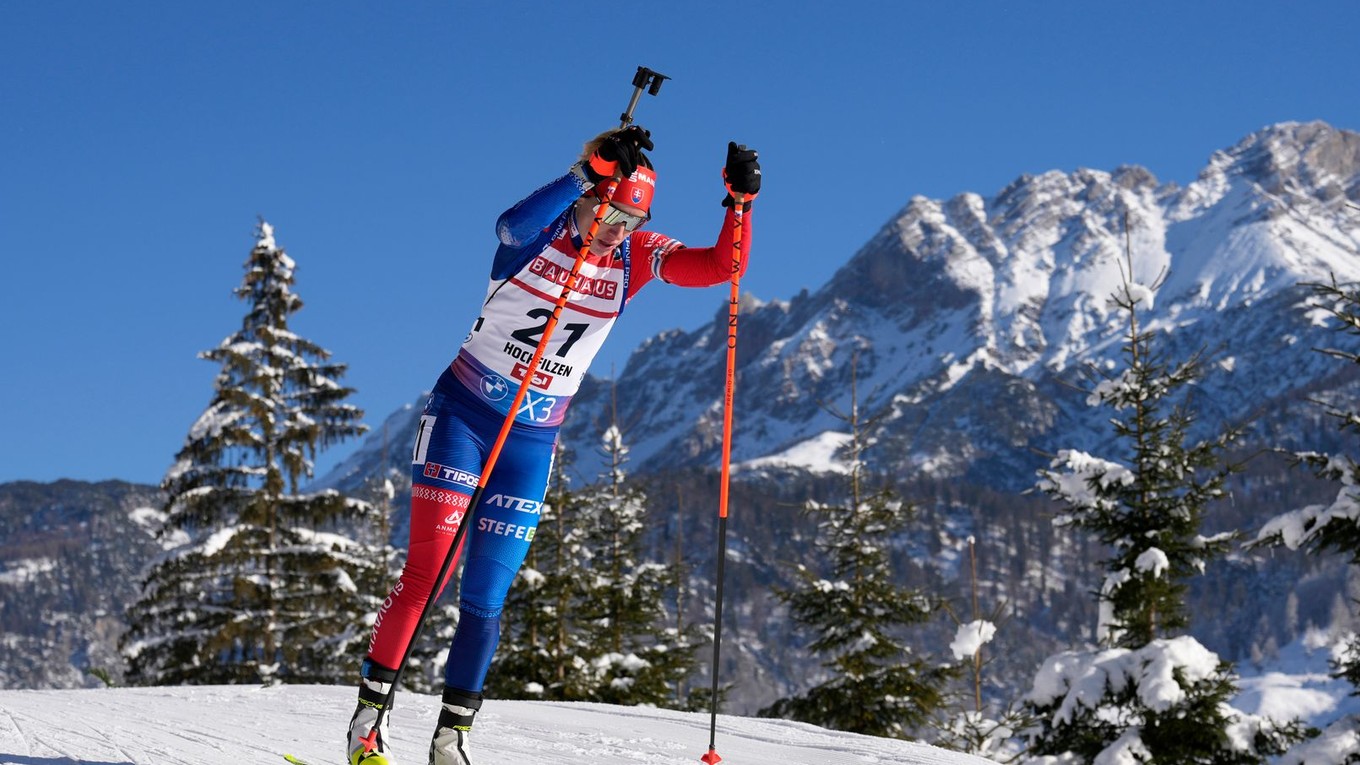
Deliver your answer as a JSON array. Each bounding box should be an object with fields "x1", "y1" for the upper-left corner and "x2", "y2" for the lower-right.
[
  {"x1": 1235, "y1": 633, "x2": 1360, "y2": 724},
  {"x1": 199, "y1": 524, "x2": 245, "y2": 557},
  {"x1": 1037, "y1": 450, "x2": 1133, "y2": 512},
  {"x1": 1029, "y1": 636, "x2": 1223, "y2": 719},
  {"x1": 949, "y1": 620, "x2": 997, "y2": 660},
  {"x1": 1133, "y1": 547, "x2": 1169, "y2": 577},
  {"x1": 128, "y1": 505, "x2": 167, "y2": 529},
  {"x1": 1022, "y1": 632, "x2": 1360, "y2": 764},
  {"x1": 1277, "y1": 719, "x2": 1360, "y2": 765},
  {"x1": 0, "y1": 557, "x2": 55, "y2": 585},
  {"x1": 1257, "y1": 488, "x2": 1360, "y2": 551},
  {"x1": 0, "y1": 685, "x2": 995, "y2": 765},
  {"x1": 1234, "y1": 670, "x2": 1344, "y2": 722},
  {"x1": 1092, "y1": 729, "x2": 1149, "y2": 765},
  {"x1": 738, "y1": 431, "x2": 854, "y2": 474},
  {"x1": 257, "y1": 221, "x2": 277, "y2": 251}
]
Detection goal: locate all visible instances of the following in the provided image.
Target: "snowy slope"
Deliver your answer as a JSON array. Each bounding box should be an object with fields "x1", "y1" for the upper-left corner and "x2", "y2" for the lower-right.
[
  {"x1": 2, "y1": 642, "x2": 1357, "y2": 765},
  {"x1": 0, "y1": 685, "x2": 991, "y2": 765}
]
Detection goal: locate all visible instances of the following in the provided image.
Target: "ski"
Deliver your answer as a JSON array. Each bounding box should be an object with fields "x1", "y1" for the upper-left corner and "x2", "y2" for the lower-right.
[{"x1": 285, "y1": 754, "x2": 389, "y2": 765}]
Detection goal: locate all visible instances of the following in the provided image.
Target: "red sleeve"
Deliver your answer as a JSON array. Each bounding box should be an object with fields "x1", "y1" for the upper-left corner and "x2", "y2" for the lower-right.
[{"x1": 632, "y1": 207, "x2": 752, "y2": 296}]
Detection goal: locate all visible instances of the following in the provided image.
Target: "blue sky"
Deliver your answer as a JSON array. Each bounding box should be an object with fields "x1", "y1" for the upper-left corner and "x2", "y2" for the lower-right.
[{"x1": 4, "y1": 1, "x2": 1359, "y2": 485}]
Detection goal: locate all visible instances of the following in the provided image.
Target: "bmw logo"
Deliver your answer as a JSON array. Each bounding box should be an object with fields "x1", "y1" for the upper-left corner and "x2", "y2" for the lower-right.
[{"x1": 481, "y1": 375, "x2": 509, "y2": 401}]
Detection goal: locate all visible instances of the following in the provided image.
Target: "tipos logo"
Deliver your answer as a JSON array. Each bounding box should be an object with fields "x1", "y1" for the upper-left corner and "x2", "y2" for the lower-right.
[{"x1": 422, "y1": 462, "x2": 479, "y2": 488}]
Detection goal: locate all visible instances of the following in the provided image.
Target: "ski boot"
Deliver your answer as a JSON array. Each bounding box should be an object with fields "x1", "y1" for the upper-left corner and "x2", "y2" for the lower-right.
[
  {"x1": 428, "y1": 687, "x2": 482, "y2": 765},
  {"x1": 348, "y1": 659, "x2": 399, "y2": 765}
]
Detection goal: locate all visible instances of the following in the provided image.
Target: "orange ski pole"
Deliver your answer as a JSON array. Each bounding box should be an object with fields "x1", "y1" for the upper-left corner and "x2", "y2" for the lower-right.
[{"x1": 702, "y1": 192, "x2": 745, "y2": 765}]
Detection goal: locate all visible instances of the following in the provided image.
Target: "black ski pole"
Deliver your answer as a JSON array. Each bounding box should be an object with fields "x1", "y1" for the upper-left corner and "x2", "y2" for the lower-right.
[{"x1": 356, "y1": 64, "x2": 668, "y2": 763}]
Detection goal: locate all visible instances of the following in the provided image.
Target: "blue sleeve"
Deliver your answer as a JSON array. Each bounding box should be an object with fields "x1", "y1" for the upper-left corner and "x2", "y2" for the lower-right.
[
  {"x1": 495, "y1": 171, "x2": 589, "y2": 248},
  {"x1": 490, "y1": 171, "x2": 590, "y2": 279}
]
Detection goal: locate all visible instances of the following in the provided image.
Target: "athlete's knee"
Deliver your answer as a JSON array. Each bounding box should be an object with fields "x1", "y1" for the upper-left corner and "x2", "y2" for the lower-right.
[
  {"x1": 458, "y1": 558, "x2": 519, "y2": 615},
  {"x1": 458, "y1": 599, "x2": 503, "y2": 620},
  {"x1": 394, "y1": 552, "x2": 456, "y2": 600}
]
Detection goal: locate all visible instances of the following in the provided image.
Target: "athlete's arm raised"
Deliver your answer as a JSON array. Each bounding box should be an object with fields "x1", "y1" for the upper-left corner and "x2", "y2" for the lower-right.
[{"x1": 654, "y1": 141, "x2": 761, "y2": 288}]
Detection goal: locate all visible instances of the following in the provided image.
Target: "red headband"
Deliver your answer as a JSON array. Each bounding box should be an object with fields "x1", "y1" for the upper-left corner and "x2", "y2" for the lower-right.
[{"x1": 596, "y1": 166, "x2": 656, "y2": 213}]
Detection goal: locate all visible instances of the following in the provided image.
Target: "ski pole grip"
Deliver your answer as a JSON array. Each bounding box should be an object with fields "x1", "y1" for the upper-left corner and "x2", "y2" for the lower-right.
[{"x1": 619, "y1": 65, "x2": 670, "y2": 127}]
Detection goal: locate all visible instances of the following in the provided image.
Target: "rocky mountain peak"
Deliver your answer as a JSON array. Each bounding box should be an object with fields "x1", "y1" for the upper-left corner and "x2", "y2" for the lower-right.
[{"x1": 1204, "y1": 121, "x2": 1360, "y2": 205}]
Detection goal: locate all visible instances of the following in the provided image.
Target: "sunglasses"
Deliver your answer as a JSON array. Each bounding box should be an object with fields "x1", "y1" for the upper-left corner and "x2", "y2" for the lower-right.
[{"x1": 593, "y1": 202, "x2": 650, "y2": 232}]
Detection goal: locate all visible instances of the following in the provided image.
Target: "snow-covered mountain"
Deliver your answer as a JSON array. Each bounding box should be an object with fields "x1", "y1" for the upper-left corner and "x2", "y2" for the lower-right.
[
  {"x1": 548, "y1": 121, "x2": 1360, "y2": 486},
  {"x1": 318, "y1": 122, "x2": 1360, "y2": 491}
]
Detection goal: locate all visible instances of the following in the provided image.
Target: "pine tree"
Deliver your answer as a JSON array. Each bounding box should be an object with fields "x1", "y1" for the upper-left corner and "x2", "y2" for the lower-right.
[
  {"x1": 1035, "y1": 276, "x2": 1240, "y2": 648},
  {"x1": 1251, "y1": 275, "x2": 1360, "y2": 763},
  {"x1": 493, "y1": 426, "x2": 700, "y2": 707},
  {"x1": 1025, "y1": 638, "x2": 1306, "y2": 765},
  {"x1": 122, "y1": 220, "x2": 386, "y2": 686},
  {"x1": 761, "y1": 357, "x2": 952, "y2": 737},
  {"x1": 933, "y1": 536, "x2": 1032, "y2": 763},
  {"x1": 1025, "y1": 254, "x2": 1310, "y2": 763},
  {"x1": 569, "y1": 423, "x2": 699, "y2": 705}
]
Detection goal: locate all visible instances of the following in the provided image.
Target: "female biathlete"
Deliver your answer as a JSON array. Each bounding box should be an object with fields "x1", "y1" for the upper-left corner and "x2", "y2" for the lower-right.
[{"x1": 347, "y1": 125, "x2": 761, "y2": 765}]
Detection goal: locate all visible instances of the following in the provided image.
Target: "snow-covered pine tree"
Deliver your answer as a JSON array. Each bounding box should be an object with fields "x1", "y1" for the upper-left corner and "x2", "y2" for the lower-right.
[
  {"x1": 1251, "y1": 275, "x2": 1360, "y2": 764},
  {"x1": 664, "y1": 481, "x2": 710, "y2": 712},
  {"x1": 1036, "y1": 280, "x2": 1240, "y2": 649},
  {"x1": 761, "y1": 356, "x2": 952, "y2": 738},
  {"x1": 493, "y1": 426, "x2": 700, "y2": 707},
  {"x1": 122, "y1": 220, "x2": 387, "y2": 686},
  {"x1": 933, "y1": 536, "x2": 1031, "y2": 763},
  {"x1": 566, "y1": 422, "x2": 700, "y2": 706},
  {"x1": 1025, "y1": 262, "x2": 1310, "y2": 764}
]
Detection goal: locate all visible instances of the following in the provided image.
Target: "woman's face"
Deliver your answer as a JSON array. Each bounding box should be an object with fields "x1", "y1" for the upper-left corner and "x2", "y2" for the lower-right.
[{"x1": 575, "y1": 197, "x2": 648, "y2": 255}]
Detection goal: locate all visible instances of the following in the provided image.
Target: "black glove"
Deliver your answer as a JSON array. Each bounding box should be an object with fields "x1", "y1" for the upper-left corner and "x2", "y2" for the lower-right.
[
  {"x1": 722, "y1": 141, "x2": 760, "y2": 207},
  {"x1": 586, "y1": 125, "x2": 654, "y2": 182}
]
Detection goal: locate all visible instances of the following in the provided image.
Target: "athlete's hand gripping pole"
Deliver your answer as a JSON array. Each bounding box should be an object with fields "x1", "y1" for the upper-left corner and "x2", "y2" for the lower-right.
[
  {"x1": 701, "y1": 191, "x2": 746, "y2": 765},
  {"x1": 357, "y1": 66, "x2": 668, "y2": 762}
]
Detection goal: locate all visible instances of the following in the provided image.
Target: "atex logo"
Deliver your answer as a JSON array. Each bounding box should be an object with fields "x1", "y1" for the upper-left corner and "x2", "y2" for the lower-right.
[
  {"x1": 422, "y1": 462, "x2": 479, "y2": 488},
  {"x1": 485, "y1": 493, "x2": 542, "y2": 515}
]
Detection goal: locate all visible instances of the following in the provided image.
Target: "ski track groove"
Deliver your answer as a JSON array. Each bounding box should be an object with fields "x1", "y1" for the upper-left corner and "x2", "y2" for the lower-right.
[
  {"x1": 14, "y1": 707, "x2": 115, "y2": 764},
  {"x1": 9, "y1": 708, "x2": 84, "y2": 763},
  {"x1": 0, "y1": 708, "x2": 33, "y2": 759}
]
